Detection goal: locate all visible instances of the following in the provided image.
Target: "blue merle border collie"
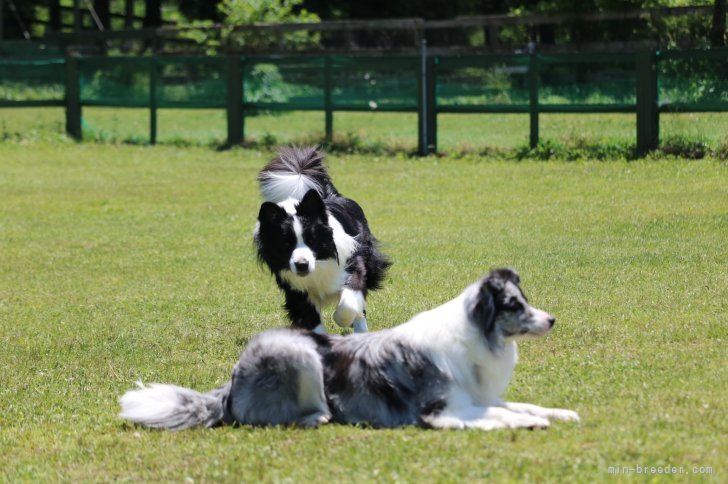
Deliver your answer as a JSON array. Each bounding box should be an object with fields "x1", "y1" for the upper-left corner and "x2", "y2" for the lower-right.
[
  {"x1": 119, "y1": 269, "x2": 580, "y2": 431},
  {"x1": 254, "y1": 146, "x2": 391, "y2": 334}
]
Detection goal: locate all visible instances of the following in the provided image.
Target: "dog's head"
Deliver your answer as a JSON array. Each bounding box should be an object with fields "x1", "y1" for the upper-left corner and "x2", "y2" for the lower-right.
[
  {"x1": 467, "y1": 268, "x2": 555, "y2": 346},
  {"x1": 255, "y1": 189, "x2": 337, "y2": 277}
]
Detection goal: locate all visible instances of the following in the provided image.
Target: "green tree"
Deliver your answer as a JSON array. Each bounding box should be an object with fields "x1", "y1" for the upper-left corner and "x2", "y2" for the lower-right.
[
  {"x1": 220, "y1": 0, "x2": 319, "y2": 24},
  {"x1": 180, "y1": 0, "x2": 320, "y2": 53}
]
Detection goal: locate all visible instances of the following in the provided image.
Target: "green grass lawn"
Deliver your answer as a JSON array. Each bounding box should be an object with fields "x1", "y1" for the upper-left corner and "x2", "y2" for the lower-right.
[{"x1": 1, "y1": 142, "x2": 726, "y2": 481}]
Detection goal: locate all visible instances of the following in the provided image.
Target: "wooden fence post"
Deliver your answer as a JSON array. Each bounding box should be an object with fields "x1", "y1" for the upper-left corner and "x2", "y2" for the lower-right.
[
  {"x1": 64, "y1": 54, "x2": 82, "y2": 140},
  {"x1": 528, "y1": 53, "x2": 539, "y2": 149},
  {"x1": 324, "y1": 56, "x2": 333, "y2": 143},
  {"x1": 426, "y1": 55, "x2": 437, "y2": 153},
  {"x1": 226, "y1": 55, "x2": 243, "y2": 146},
  {"x1": 418, "y1": 39, "x2": 428, "y2": 156},
  {"x1": 241, "y1": 57, "x2": 246, "y2": 143},
  {"x1": 149, "y1": 57, "x2": 157, "y2": 144},
  {"x1": 636, "y1": 50, "x2": 659, "y2": 155}
]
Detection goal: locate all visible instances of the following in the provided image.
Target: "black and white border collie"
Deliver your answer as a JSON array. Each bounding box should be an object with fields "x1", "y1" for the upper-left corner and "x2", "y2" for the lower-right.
[
  {"x1": 254, "y1": 147, "x2": 391, "y2": 333},
  {"x1": 120, "y1": 269, "x2": 580, "y2": 431}
]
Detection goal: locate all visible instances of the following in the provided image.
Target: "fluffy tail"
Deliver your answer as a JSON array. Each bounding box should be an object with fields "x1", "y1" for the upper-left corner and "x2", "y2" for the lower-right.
[
  {"x1": 258, "y1": 146, "x2": 336, "y2": 203},
  {"x1": 119, "y1": 381, "x2": 230, "y2": 431}
]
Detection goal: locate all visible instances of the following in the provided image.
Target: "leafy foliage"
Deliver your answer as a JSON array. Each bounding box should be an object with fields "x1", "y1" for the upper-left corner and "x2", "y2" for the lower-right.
[
  {"x1": 178, "y1": 0, "x2": 320, "y2": 54},
  {"x1": 220, "y1": 0, "x2": 319, "y2": 24}
]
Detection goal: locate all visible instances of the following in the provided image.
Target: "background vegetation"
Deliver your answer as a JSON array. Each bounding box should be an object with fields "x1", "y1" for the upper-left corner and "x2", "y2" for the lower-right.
[{"x1": 7, "y1": 0, "x2": 726, "y2": 51}]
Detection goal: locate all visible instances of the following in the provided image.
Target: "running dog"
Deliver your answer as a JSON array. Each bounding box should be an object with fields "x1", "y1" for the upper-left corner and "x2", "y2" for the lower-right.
[
  {"x1": 254, "y1": 146, "x2": 391, "y2": 333},
  {"x1": 120, "y1": 268, "x2": 580, "y2": 431}
]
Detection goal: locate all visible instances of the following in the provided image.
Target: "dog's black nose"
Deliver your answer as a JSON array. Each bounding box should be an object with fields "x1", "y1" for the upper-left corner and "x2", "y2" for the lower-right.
[
  {"x1": 294, "y1": 261, "x2": 309, "y2": 274},
  {"x1": 548, "y1": 317, "x2": 556, "y2": 328}
]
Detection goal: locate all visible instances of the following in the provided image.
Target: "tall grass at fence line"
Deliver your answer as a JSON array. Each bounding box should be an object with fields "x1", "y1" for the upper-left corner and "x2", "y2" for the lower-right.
[
  {"x1": 0, "y1": 107, "x2": 68, "y2": 143},
  {"x1": 0, "y1": 82, "x2": 65, "y2": 101},
  {"x1": 1, "y1": 107, "x2": 728, "y2": 159}
]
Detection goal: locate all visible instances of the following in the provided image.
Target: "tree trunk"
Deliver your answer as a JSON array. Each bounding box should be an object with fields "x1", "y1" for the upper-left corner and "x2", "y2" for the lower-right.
[
  {"x1": 125, "y1": 0, "x2": 134, "y2": 29},
  {"x1": 94, "y1": 0, "x2": 111, "y2": 30},
  {"x1": 710, "y1": 0, "x2": 726, "y2": 47},
  {"x1": 73, "y1": 0, "x2": 82, "y2": 31},
  {"x1": 143, "y1": 0, "x2": 162, "y2": 28},
  {"x1": 49, "y1": 0, "x2": 61, "y2": 32}
]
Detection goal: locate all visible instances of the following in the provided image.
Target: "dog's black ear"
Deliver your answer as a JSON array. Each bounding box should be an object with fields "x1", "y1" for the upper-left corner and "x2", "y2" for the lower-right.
[
  {"x1": 258, "y1": 201, "x2": 286, "y2": 226},
  {"x1": 468, "y1": 280, "x2": 497, "y2": 337},
  {"x1": 502, "y1": 268, "x2": 521, "y2": 285},
  {"x1": 486, "y1": 268, "x2": 520, "y2": 293},
  {"x1": 296, "y1": 189, "x2": 327, "y2": 220}
]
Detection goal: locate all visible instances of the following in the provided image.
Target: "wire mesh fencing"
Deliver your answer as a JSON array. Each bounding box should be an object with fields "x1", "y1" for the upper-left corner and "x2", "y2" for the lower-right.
[{"x1": 1, "y1": 48, "x2": 727, "y2": 153}]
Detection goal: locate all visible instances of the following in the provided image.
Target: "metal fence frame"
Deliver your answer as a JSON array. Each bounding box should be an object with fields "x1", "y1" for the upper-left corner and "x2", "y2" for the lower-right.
[{"x1": 2, "y1": 47, "x2": 728, "y2": 155}]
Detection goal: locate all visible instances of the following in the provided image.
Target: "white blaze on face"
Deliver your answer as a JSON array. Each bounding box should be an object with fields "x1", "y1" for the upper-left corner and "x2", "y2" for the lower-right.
[
  {"x1": 290, "y1": 215, "x2": 315, "y2": 275},
  {"x1": 278, "y1": 198, "x2": 316, "y2": 276},
  {"x1": 527, "y1": 306, "x2": 554, "y2": 335}
]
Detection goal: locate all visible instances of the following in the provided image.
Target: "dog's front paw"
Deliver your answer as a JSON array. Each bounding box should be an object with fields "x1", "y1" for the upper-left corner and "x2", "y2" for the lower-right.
[
  {"x1": 333, "y1": 289, "x2": 364, "y2": 328},
  {"x1": 548, "y1": 408, "x2": 580, "y2": 422},
  {"x1": 352, "y1": 318, "x2": 368, "y2": 333},
  {"x1": 468, "y1": 419, "x2": 508, "y2": 431},
  {"x1": 507, "y1": 415, "x2": 551, "y2": 430}
]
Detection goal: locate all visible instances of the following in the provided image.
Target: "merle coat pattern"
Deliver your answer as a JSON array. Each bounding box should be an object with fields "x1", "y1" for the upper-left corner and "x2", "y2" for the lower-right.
[{"x1": 120, "y1": 269, "x2": 580, "y2": 431}]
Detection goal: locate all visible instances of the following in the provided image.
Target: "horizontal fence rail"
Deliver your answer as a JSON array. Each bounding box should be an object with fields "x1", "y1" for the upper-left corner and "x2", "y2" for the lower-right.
[{"x1": 1, "y1": 48, "x2": 727, "y2": 154}]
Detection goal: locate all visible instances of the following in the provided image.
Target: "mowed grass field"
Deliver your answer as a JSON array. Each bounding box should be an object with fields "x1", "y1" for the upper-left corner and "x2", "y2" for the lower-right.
[{"x1": 1, "y1": 142, "x2": 726, "y2": 481}]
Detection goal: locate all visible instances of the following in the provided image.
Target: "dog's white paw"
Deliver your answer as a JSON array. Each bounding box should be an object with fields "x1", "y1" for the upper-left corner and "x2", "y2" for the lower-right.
[
  {"x1": 421, "y1": 414, "x2": 466, "y2": 429},
  {"x1": 298, "y1": 412, "x2": 332, "y2": 428},
  {"x1": 468, "y1": 419, "x2": 508, "y2": 431},
  {"x1": 548, "y1": 408, "x2": 580, "y2": 422},
  {"x1": 333, "y1": 289, "x2": 364, "y2": 328},
  {"x1": 352, "y1": 318, "x2": 368, "y2": 333},
  {"x1": 312, "y1": 323, "x2": 327, "y2": 334},
  {"x1": 506, "y1": 415, "x2": 551, "y2": 430}
]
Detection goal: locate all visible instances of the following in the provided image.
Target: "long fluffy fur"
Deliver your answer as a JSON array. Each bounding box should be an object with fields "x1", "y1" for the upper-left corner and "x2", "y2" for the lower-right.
[
  {"x1": 120, "y1": 269, "x2": 580, "y2": 431},
  {"x1": 257, "y1": 146, "x2": 332, "y2": 203},
  {"x1": 119, "y1": 382, "x2": 229, "y2": 430}
]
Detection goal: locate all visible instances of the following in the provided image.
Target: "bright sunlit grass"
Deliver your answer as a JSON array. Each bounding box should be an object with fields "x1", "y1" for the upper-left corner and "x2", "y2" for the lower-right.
[{"x1": 1, "y1": 142, "x2": 726, "y2": 480}]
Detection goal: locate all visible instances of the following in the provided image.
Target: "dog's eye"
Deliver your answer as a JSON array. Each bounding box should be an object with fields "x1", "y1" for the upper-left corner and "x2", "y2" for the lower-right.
[
  {"x1": 303, "y1": 228, "x2": 319, "y2": 245},
  {"x1": 283, "y1": 237, "x2": 295, "y2": 249},
  {"x1": 505, "y1": 298, "x2": 523, "y2": 311}
]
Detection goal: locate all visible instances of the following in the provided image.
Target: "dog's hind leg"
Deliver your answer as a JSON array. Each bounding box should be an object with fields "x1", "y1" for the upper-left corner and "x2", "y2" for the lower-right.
[
  {"x1": 228, "y1": 330, "x2": 330, "y2": 426},
  {"x1": 295, "y1": 352, "x2": 332, "y2": 427}
]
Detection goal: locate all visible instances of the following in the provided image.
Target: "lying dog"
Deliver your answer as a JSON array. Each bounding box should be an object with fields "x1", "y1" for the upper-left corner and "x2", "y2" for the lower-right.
[
  {"x1": 120, "y1": 268, "x2": 579, "y2": 430},
  {"x1": 254, "y1": 146, "x2": 390, "y2": 333}
]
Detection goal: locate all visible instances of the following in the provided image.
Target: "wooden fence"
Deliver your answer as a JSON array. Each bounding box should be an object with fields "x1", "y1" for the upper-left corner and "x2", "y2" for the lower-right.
[{"x1": 2, "y1": 47, "x2": 727, "y2": 155}]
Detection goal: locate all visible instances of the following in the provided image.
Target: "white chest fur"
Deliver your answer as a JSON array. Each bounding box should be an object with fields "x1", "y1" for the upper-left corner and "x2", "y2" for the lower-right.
[
  {"x1": 394, "y1": 295, "x2": 519, "y2": 408},
  {"x1": 280, "y1": 260, "x2": 350, "y2": 309},
  {"x1": 469, "y1": 341, "x2": 518, "y2": 405}
]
